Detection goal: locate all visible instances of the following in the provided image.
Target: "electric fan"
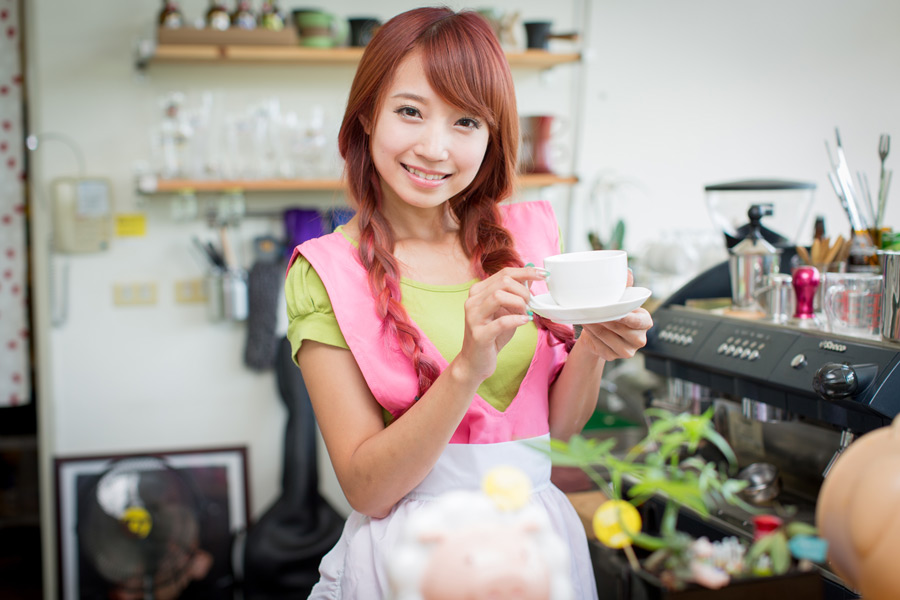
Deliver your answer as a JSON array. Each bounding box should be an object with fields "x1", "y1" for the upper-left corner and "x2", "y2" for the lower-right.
[{"x1": 76, "y1": 456, "x2": 213, "y2": 599}]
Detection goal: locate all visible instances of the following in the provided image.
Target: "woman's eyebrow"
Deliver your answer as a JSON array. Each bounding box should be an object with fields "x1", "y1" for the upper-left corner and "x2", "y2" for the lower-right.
[{"x1": 391, "y1": 92, "x2": 428, "y2": 103}]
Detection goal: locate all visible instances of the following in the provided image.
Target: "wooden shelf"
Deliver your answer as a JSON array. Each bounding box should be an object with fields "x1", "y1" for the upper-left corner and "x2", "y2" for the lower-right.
[
  {"x1": 141, "y1": 43, "x2": 580, "y2": 68},
  {"x1": 139, "y1": 174, "x2": 578, "y2": 194}
]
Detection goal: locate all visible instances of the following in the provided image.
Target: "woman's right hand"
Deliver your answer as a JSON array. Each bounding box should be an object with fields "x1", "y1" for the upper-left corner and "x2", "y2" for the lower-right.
[{"x1": 453, "y1": 266, "x2": 546, "y2": 384}]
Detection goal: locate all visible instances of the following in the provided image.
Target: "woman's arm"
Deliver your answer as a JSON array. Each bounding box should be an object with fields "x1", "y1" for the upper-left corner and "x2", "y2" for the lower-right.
[
  {"x1": 299, "y1": 266, "x2": 543, "y2": 518},
  {"x1": 547, "y1": 267, "x2": 652, "y2": 440},
  {"x1": 547, "y1": 308, "x2": 652, "y2": 440}
]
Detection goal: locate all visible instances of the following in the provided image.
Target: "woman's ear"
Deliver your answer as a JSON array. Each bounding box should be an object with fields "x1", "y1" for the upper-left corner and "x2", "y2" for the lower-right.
[{"x1": 359, "y1": 114, "x2": 372, "y2": 135}]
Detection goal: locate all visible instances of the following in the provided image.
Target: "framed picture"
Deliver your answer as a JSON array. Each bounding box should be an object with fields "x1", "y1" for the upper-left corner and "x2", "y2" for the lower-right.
[{"x1": 54, "y1": 447, "x2": 249, "y2": 600}]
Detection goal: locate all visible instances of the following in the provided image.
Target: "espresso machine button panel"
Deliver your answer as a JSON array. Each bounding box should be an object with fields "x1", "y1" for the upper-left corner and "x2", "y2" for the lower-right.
[
  {"x1": 642, "y1": 306, "x2": 900, "y2": 434},
  {"x1": 645, "y1": 313, "x2": 715, "y2": 361}
]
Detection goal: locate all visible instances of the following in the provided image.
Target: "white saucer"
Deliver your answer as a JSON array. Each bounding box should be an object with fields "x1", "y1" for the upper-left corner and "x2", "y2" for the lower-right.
[{"x1": 529, "y1": 287, "x2": 652, "y2": 325}]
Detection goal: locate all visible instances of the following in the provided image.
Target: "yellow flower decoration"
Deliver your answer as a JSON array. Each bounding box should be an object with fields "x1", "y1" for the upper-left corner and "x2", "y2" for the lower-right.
[
  {"x1": 593, "y1": 499, "x2": 641, "y2": 548},
  {"x1": 482, "y1": 465, "x2": 532, "y2": 511}
]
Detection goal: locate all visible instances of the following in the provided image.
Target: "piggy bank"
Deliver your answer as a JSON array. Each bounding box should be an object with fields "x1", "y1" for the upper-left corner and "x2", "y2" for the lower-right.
[
  {"x1": 816, "y1": 415, "x2": 900, "y2": 600},
  {"x1": 387, "y1": 490, "x2": 573, "y2": 600}
]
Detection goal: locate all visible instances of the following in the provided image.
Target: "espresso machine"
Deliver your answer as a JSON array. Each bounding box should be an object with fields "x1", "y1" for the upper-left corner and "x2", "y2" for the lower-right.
[{"x1": 633, "y1": 181, "x2": 900, "y2": 599}]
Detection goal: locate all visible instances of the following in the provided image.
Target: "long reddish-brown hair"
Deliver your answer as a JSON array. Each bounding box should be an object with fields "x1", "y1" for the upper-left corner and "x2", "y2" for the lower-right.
[{"x1": 338, "y1": 7, "x2": 573, "y2": 397}]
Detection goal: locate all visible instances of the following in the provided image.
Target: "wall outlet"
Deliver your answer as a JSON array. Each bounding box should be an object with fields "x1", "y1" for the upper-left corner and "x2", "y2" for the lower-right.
[
  {"x1": 175, "y1": 278, "x2": 207, "y2": 304},
  {"x1": 113, "y1": 282, "x2": 157, "y2": 306}
]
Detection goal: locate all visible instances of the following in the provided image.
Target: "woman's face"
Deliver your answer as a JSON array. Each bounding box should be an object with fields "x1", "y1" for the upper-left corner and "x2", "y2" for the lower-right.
[{"x1": 366, "y1": 51, "x2": 490, "y2": 214}]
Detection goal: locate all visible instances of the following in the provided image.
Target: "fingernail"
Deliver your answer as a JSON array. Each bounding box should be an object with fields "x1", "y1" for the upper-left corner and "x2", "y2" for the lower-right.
[
  {"x1": 525, "y1": 262, "x2": 534, "y2": 268},
  {"x1": 527, "y1": 309, "x2": 534, "y2": 317},
  {"x1": 535, "y1": 268, "x2": 550, "y2": 279}
]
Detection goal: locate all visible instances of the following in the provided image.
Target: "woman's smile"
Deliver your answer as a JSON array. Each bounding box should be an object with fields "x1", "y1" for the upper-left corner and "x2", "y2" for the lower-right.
[
  {"x1": 402, "y1": 163, "x2": 451, "y2": 186},
  {"x1": 367, "y1": 50, "x2": 490, "y2": 211}
]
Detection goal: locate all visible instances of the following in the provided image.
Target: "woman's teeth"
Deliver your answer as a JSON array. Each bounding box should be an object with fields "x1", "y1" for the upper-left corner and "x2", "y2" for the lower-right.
[{"x1": 405, "y1": 165, "x2": 447, "y2": 180}]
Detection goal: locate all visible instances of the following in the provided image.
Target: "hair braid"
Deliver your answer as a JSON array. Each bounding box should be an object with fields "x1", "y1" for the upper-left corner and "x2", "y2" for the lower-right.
[{"x1": 356, "y1": 178, "x2": 442, "y2": 397}]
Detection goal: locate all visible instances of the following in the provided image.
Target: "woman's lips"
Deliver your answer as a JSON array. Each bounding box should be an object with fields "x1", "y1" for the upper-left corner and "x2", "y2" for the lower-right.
[{"x1": 403, "y1": 164, "x2": 450, "y2": 186}]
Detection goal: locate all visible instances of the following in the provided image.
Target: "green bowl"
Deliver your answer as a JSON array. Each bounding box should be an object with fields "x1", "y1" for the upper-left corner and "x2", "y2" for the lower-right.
[{"x1": 301, "y1": 35, "x2": 336, "y2": 48}]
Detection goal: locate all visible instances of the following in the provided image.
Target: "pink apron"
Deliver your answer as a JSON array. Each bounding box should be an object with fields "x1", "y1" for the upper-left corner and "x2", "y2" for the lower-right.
[{"x1": 291, "y1": 200, "x2": 597, "y2": 599}]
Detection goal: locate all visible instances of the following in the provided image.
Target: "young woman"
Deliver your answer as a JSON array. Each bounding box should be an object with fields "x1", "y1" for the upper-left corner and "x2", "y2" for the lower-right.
[{"x1": 285, "y1": 7, "x2": 652, "y2": 599}]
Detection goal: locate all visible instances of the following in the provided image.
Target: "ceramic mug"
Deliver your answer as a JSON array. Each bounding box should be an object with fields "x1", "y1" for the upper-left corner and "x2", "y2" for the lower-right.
[
  {"x1": 519, "y1": 115, "x2": 568, "y2": 174},
  {"x1": 543, "y1": 250, "x2": 627, "y2": 308},
  {"x1": 347, "y1": 17, "x2": 380, "y2": 47},
  {"x1": 823, "y1": 272, "x2": 883, "y2": 338},
  {"x1": 294, "y1": 10, "x2": 347, "y2": 48}
]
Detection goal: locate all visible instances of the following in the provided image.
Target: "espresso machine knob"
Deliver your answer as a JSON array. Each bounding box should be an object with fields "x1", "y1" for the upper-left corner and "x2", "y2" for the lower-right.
[{"x1": 813, "y1": 361, "x2": 881, "y2": 401}]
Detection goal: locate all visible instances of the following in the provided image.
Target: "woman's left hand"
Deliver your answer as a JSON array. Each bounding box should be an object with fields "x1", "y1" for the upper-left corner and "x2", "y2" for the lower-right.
[
  {"x1": 577, "y1": 269, "x2": 652, "y2": 360},
  {"x1": 578, "y1": 308, "x2": 652, "y2": 361}
]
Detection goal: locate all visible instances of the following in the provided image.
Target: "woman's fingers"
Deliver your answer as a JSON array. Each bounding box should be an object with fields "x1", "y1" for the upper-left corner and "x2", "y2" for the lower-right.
[
  {"x1": 578, "y1": 308, "x2": 652, "y2": 359},
  {"x1": 468, "y1": 267, "x2": 546, "y2": 314}
]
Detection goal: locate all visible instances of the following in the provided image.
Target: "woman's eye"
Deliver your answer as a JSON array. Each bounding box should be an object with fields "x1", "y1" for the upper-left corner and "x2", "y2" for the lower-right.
[
  {"x1": 457, "y1": 117, "x2": 481, "y2": 129},
  {"x1": 396, "y1": 106, "x2": 421, "y2": 118}
]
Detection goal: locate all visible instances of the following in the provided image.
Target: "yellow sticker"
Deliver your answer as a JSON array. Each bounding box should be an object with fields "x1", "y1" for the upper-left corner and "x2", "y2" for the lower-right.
[
  {"x1": 122, "y1": 506, "x2": 153, "y2": 538},
  {"x1": 115, "y1": 213, "x2": 147, "y2": 237}
]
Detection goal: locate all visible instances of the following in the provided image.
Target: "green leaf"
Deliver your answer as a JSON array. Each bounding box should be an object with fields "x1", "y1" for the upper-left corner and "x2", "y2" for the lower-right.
[
  {"x1": 769, "y1": 532, "x2": 791, "y2": 574},
  {"x1": 786, "y1": 521, "x2": 819, "y2": 538}
]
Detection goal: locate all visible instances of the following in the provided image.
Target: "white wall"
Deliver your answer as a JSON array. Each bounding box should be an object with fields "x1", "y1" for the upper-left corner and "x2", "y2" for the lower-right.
[{"x1": 24, "y1": 1, "x2": 900, "y2": 597}]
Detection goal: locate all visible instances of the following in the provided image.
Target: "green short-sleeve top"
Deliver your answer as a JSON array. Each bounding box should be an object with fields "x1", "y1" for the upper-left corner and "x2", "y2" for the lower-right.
[{"x1": 285, "y1": 227, "x2": 538, "y2": 415}]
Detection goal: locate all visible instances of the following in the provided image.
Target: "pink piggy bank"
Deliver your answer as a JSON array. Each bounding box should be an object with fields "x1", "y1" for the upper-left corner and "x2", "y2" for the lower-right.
[
  {"x1": 387, "y1": 490, "x2": 573, "y2": 600},
  {"x1": 420, "y1": 521, "x2": 551, "y2": 600},
  {"x1": 816, "y1": 416, "x2": 900, "y2": 600}
]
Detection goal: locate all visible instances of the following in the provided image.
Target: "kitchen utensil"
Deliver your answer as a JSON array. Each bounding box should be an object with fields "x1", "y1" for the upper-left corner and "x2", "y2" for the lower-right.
[
  {"x1": 824, "y1": 235, "x2": 845, "y2": 265},
  {"x1": 823, "y1": 272, "x2": 883, "y2": 339},
  {"x1": 796, "y1": 245, "x2": 811, "y2": 265},
  {"x1": 756, "y1": 272, "x2": 794, "y2": 323},
  {"x1": 834, "y1": 129, "x2": 868, "y2": 227},
  {"x1": 857, "y1": 171, "x2": 876, "y2": 227},
  {"x1": 877, "y1": 134, "x2": 891, "y2": 227},
  {"x1": 826, "y1": 132, "x2": 867, "y2": 231},
  {"x1": 879, "y1": 250, "x2": 900, "y2": 342},
  {"x1": 791, "y1": 265, "x2": 821, "y2": 326},
  {"x1": 812, "y1": 260, "x2": 846, "y2": 315},
  {"x1": 728, "y1": 205, "x2": 782, "y2": 310},
  {"x1": 738, "y1": 462, "x2": 781, "y2": 504},
  {"x1": 705, "y1": 180, "x2": 816, "y2": 251}
]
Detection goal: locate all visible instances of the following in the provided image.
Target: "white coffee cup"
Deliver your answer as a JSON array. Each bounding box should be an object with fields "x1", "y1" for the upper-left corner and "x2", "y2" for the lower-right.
[{"x1": 543, "y1": 250, "x2": 628, "y2": 307}]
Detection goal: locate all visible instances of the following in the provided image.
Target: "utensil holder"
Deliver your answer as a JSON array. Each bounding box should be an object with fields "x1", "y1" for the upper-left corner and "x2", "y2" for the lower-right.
[{"x1": 205, "y1": 268, "x2": 248, "y2": 322}]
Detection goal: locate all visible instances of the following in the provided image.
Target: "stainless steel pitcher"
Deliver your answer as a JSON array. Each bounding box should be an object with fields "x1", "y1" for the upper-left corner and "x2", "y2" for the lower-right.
[{"x1": 879, "y1": 250, "x2": 900, "y2": 342}]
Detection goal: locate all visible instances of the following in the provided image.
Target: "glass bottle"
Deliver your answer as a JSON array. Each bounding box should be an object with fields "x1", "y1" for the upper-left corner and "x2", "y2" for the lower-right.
[
  {"x1": 231, "y1": 0, "x2": 257, "y2": 30},
  {"x1": 259, "y1": 1, "x2": 285, "y2": 31},
  {"x1": 158, "y1": 1, "x2": 184, "y2": 29},
  {"x1": 206, "y1": 1, "x2": 231, "y2": 31},
  {"x1": 847, "y1": 229, "x2": 880, "y2": 273}
]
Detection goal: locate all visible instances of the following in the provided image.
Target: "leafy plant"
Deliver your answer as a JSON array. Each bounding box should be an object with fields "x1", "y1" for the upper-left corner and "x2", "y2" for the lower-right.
[{"x1": 542, "y1": 407, "x2": 824, "y2": 589}]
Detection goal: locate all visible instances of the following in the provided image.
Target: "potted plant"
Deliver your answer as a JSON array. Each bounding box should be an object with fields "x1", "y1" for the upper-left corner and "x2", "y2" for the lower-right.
[{"x1": 545, "y1": 408, "x2": 828, "y2": 597}]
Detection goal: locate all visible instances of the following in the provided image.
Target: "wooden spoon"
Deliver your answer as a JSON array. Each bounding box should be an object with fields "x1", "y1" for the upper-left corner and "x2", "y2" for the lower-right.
[{"x1": 824, "y1": 235, "x2": 845, "y2": 266}]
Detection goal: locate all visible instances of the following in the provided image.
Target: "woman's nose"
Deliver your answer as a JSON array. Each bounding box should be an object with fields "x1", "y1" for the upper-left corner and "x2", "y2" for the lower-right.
[{"x1": 414, "y1": 124, "x2": 450, "y2": 162}]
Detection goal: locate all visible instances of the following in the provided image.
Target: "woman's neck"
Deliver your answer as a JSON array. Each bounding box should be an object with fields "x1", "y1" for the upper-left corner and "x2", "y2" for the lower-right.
[{"x1": 345, "y1": 204, "x2": 475, "y2": 285}]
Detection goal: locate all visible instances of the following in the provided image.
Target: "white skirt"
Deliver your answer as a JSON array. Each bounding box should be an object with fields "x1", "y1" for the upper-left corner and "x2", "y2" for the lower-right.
[{"x1": 308, "y1": 435, "x2": 599, "y2": 600}]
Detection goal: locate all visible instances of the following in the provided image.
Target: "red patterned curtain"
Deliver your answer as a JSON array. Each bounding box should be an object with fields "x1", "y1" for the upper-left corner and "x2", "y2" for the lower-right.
[{"x1": 0, "y1": 0, "x2": 29, "y2": 407}]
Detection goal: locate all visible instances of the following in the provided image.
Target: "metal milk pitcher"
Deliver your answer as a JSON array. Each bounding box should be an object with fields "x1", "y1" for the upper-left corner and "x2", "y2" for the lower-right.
[
  {"x1": 879, "y1": 250, "x2": 900, "y2": 342},
  {"x1": 729, "y1": 204, "x2": 782, "y2": 310}
]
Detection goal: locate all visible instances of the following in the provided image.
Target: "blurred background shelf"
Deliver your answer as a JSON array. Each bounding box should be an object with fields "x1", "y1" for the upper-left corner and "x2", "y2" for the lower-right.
[{"x1": 138, "y1": 43, "x2": 580, "y2": 69}]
